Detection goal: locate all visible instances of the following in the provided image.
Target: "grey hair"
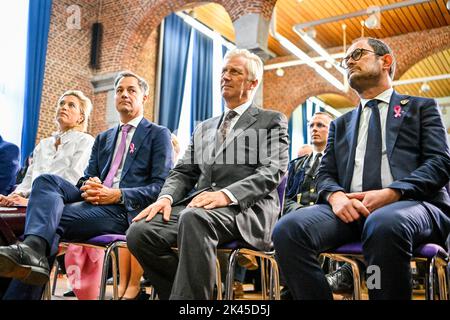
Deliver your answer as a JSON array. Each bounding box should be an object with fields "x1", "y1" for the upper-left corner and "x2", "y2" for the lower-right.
[
  {"x1": 224, "y1": 49, "x2": 264, "y2": 88},
  {"x1": 114, "y1": 71, "x2": 149, "y2": 96}
]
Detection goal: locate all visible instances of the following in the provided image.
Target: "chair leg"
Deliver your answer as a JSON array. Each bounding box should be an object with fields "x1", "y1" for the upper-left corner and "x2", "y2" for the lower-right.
[
  {"x1": 51, "y1": 258, "x2": 59, "y2": 296},
  {"x1": 427, "y1": 258, "x2": 436, "y2": 300},
  {"x1": 99, "y1": 244, "x2": 115, "y2": 300},
  {"x1": 268, "y1": 256, "x2": 281, "y2": 300},
  {"x1": 260, "y1": 257, "x2": 268, "y2": 300},
  {"x1": 225, "y1": 249, "x2": 240, "y2": 300},
  {"x1": 215, "y1": 257, "x2": 222, "y2": 300}
]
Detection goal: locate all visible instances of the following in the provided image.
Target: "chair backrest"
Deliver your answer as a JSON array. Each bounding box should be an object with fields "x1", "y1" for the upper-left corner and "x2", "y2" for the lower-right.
[{"x1": 277, "y1": 175, "x2": 288, "y2": 215}]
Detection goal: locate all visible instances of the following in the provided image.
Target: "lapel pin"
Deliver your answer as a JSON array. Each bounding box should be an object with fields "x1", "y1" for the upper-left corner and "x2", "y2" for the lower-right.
[
  {"x1": 129, "y1": 143, "x2": 135, "y2": 154},
  {"x1": 393, "y1": 105, "x2": 402, "y2": 118},
  {"x1": 400, "y1": 99, "x2": 409, "y2": 105}
]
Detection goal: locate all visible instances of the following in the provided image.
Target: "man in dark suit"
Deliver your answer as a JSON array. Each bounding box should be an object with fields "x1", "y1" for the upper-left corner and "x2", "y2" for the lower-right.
[
  {"x1": 127, "y1": 49, "x2": 289, "y2": 300},
  {"x1": 0, "y1": 71, "x2": 173, "y2": 299},
  {"x1": 0, "y1": 135, "x2": 20, "y2": 195},
  {"x1": 273, "y1": 37, "x2": 450, "y2": 299},
  {"x1": 284, "y1": 112, "x2": 332, "y2": 214}
]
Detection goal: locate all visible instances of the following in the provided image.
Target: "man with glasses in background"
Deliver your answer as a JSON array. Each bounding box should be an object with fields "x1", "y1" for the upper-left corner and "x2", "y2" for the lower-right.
[{"x1": 273, "y1": 37, "x2": 450, "y2": 300}]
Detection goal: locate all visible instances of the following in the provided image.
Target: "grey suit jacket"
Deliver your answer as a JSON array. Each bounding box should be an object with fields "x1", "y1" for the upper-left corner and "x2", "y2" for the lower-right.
[{"x1": 160, "y1": 105, "x2": 289, "y2": 250}]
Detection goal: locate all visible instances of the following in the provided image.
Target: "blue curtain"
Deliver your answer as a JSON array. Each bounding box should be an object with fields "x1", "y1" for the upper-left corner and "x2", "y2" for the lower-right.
[
  {"x1": 312, "y1": 102, "x2": 317, "y2": 115},
  {"x1": 190, "y1": 30, "x2": 213, "y2": 133},
  {"x1": 158, "y1": 13, "x2": 192, "y2": 132},
  {"x1": 288, "y1": 115, "x2": 293, "y2": 160},
  {"x1": 20, "y1": 0, "x2": 52, "y2": 165},
  {"x1": 301, "y1": 102, "x2": 308, "y2": 144}
]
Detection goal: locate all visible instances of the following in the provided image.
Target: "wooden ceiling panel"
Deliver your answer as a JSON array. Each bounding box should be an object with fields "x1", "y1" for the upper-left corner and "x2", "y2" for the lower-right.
[{"x1": 188, "y1": 0, "x2": 450, "y2": 107}]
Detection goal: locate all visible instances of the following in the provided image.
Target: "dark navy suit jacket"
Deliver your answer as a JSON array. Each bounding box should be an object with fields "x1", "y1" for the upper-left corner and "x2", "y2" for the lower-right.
[
  {"x1": 77, "y1": 118, "x2": 173, "y2": 217},
  {"x1": 0, "y1": 135, "x2": 20, "y2": 195},
  {"x1": 317, "y1": 91, "x2": 450, "y2": 218}
]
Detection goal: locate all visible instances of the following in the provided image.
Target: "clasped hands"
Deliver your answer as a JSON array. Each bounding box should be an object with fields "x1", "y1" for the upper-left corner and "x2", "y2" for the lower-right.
[
  {"x1": 80, "y1": 177, "x2": 121, "y2": 205},
  {"x1": 0, "y1": 194, "x2": 28, "y2": 207},
  {"x1": 132, "y1": 191, "x2": 231, "y2": 223},
  {"x1": 329, "y1": 188, "x2": 401, "y2": 223}
]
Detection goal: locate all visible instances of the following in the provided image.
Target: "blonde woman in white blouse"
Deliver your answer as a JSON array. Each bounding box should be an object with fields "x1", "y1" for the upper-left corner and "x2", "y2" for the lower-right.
[{"x1": 0, "y1": 90, "x2": 94, "y2": 206}]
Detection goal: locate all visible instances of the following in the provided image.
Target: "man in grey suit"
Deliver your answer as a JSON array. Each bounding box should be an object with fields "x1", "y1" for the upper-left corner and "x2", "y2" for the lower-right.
[{"x1": 127, "y1": 49, "x2": 289, "y2": 300}]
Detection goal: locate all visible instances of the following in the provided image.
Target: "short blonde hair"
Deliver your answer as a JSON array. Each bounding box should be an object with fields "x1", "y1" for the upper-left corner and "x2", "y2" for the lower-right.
[
  {"x1": 55, "y1": 90, "x2": 93, "y2": 132},
  {"x1": 224, "y1": 49, "x2": 264, "y2": 89}
]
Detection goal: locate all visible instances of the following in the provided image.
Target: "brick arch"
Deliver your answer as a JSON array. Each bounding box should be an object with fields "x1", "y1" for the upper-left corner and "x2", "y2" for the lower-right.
[
  {"x1": 263, "y1": 26, "x2": 450, "y2": 117},
  {"x1": 104, "y1": 0, "x2": 277, "y2": 72},
  {"x1": 264, "y1": 64, "x2": 359, "y2": 118},
  {"x1": 385, "y1": 26, "x2": 450, "y2": 79}
]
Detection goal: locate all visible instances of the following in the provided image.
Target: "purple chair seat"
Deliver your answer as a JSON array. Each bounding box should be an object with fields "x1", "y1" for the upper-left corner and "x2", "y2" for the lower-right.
[
  {"x1": 330, "y1": 242, "x2": 448, "y2": 259},
  {"x1": 82, "y1": 234, "x2": 127, "y2": 246}
]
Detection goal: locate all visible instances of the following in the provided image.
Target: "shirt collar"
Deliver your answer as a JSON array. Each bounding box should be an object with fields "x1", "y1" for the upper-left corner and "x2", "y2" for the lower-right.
[
  {"x1": 120, "y1": 115, "x2": 143, "y2": 129},
  {"x1": 224, "y1": 100, "x2": 252, "y2": 116},
  {"x1": 52, "y1": 129, "x2": 77, "y2": 143},
  {"x1": 360, "y1": 87, "x2": 394, "y2": 108}
]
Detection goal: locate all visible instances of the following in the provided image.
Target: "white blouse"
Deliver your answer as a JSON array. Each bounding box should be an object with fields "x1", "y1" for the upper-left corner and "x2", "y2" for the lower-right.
[{"x1": 14, "y1": 130, "x2": 95, "y2": 197}]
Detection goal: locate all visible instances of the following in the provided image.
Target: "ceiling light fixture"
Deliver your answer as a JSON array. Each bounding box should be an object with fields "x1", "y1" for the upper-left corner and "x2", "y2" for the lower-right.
[
  {"x1": 270, "y1": 8, "x2": 345, "y2": 91},
  {"x1": 275, "y1": 68, "x2": 285, "y2": 77},
  {"x1": 420, "y1": 82, "x2": 430, "y2": 92},
  {"x1": 293, "y1": 26, "x2": 346, "y2": 77}
]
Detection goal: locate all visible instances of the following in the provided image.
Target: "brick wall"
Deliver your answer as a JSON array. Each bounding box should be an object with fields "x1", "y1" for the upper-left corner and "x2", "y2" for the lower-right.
[
  {"x1": 38, "y1": 1, "x2": 450, "y2": 144},
  {"x1": 264, "y1": 25, "x2": 450, "y2": 118},
  {"x1": 38, "y1": 0, "x2": 273, "y2": 143}
]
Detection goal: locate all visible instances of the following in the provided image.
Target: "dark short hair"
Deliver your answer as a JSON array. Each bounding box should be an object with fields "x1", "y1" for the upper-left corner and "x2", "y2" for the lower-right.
[
  {"x1": 114, "y1": 71, "x2": 149, "y2": 95},
  {"x1": 354, "y1": 37, "x2": 396, "y2": 79}
]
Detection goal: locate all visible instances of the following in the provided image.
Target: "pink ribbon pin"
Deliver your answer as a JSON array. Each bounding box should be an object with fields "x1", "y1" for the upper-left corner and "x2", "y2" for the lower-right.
[
  {"x1": 394, "y1": 105, "x2": 402, "y2": 118},
  {"x1": 129, "y1": 143, "x2": 135, "y2": 154}
]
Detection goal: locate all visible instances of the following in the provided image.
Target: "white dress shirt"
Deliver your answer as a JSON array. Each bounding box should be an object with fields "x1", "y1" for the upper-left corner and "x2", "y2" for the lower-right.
[
  {"x1": 13, "y1": 130, "x2": 95, "y2": 197},
  {"x1": 109, "y1": 115, "x2": 143, "y2": 189},
  {"x1": 350, "y1": 88, "x2": 395, "y2": 192}
]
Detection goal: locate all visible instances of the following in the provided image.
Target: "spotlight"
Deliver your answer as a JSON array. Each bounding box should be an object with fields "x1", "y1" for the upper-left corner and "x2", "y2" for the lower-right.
[
  {"x1": 447, "y1": 0, "x2": 450, "y2": 10},
  {"x1": 365, "y1": 14, "x2": 379, "y2": 29},
  {"x1": 420, "y1": 82, "x2": 430, "y2": 92},
  {"x1": 324, "y1": 62, "x2": 333, "y2": 69},
  {"x1": 276, "y1": 68, "x2": 285, "y2": 77},
  {"x1": 305, "y1": 27, "x2": 317, "y2": 39}
]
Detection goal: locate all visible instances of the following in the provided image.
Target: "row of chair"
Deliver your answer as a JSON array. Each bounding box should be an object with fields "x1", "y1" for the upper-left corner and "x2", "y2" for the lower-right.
[{"x1": 34, "y1": 175, "x2": 450, "y2": 300}]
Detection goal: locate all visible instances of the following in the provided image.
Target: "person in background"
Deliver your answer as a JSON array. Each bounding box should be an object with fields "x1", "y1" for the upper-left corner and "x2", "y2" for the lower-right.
[
  {"x1": 0, "y1": 90, "x2": 94, "y2": 206},
  {"x1": 284, "y1": 112, "x2": 332, "y2": 214},
  {"x1": 0, "y1": 135, "x2": 20, "y2": 196}
]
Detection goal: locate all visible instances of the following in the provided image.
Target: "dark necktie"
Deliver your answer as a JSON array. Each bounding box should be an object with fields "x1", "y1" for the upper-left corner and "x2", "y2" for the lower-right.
[
  {"x1": 298, "y1": 153, "x2": 322, "y2": 205},
  {"x1": 218, "y1": 110, "x2": 238, "y2": 145},
  {"x1": 103, "y1": 124, "x2": 132, "y2": 188},
  {"x1": 362, "y1": 100, "x2": 382, "y2": 191}
]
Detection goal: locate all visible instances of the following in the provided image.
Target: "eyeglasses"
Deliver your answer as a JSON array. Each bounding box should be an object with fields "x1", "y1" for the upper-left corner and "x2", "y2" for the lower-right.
[{"x1": 340, "y1": 48, "x2": 381, "y2": 69}]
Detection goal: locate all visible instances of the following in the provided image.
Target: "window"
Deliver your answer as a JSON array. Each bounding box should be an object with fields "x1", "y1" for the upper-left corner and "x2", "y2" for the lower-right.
[{"x1": 0, "y1": 0, "x2": 29, "y2": 148}]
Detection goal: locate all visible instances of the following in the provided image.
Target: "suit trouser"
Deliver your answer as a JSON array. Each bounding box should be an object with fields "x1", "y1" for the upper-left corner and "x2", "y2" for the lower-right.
[
  {"x1": 3, "y1": 174, "x2": 129, "y2": 300},
  {"x1": 127, "y1": 204, "x2": 242, "y2": 300},
  {"x1": 272, "y1": 200, "x2": 449, "y2": 300}
]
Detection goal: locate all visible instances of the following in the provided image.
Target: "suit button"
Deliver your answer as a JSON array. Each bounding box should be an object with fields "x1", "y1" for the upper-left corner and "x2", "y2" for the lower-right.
[{"x1": 212, "y1": 182, "x2": 217, "y2": 187}]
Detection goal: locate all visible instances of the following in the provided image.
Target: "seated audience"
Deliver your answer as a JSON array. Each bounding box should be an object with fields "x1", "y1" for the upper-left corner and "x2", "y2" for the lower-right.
[{"x1": 0, "y1": 71, "x2": 173, "y2": 300}]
